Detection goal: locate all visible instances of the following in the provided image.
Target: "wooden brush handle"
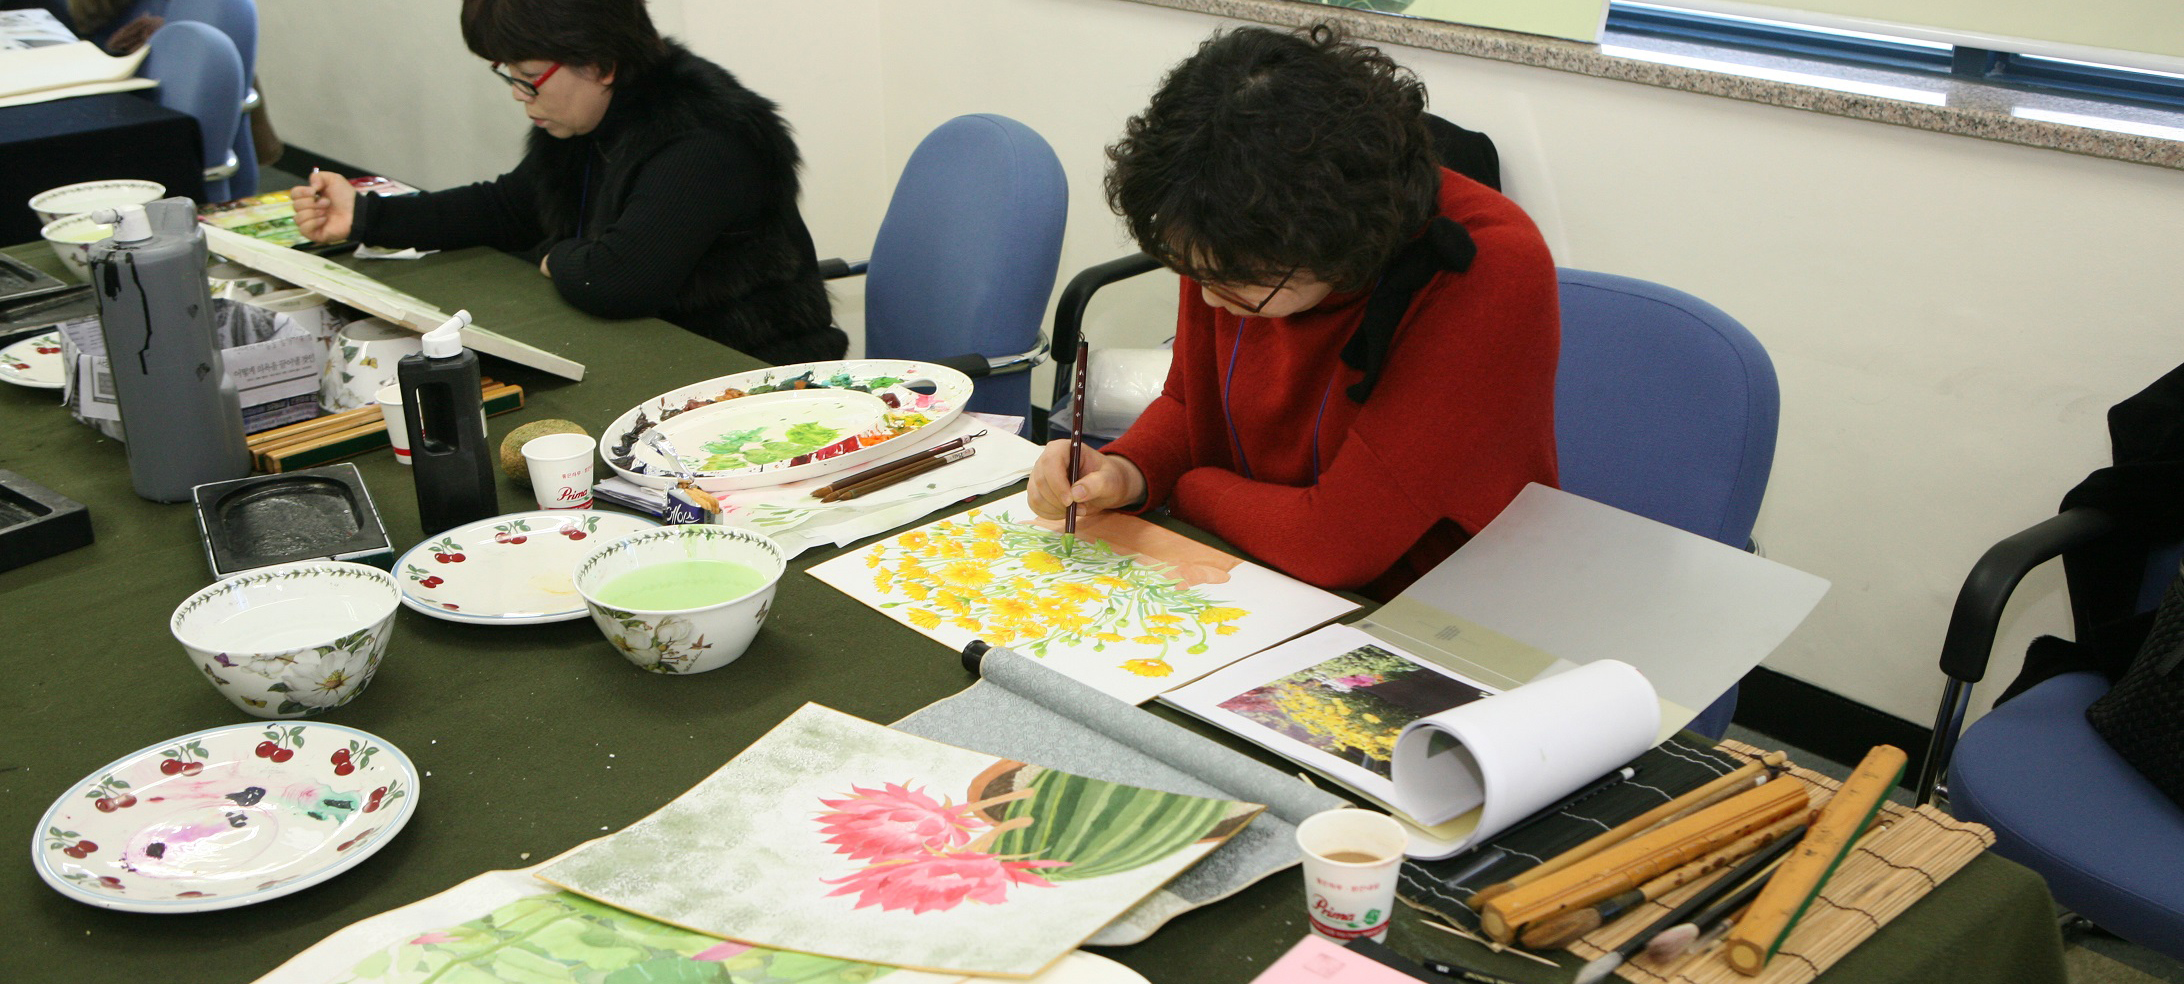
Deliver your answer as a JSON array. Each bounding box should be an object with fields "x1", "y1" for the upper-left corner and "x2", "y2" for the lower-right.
[
  {"x1": 1480, "y1": 775, "x2": 1808, "y2": 943},
  {"x1": 1468, "y1": 751, "x2": 1788, "y2": 910}
]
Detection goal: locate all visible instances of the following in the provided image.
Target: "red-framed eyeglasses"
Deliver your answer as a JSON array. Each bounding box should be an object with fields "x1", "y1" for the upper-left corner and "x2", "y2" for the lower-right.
[{"x1": 490, "y1": 61, "x2": 563, "y2": 97}]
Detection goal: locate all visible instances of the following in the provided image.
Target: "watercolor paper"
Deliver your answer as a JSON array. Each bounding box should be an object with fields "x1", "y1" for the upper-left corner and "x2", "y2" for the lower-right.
[
  {"x1": 538, "y1": 704, "x2": 1261, "y2": 978},
  {"x1": 807, "y1": 492, "x2": 1358, "y2": 704}
]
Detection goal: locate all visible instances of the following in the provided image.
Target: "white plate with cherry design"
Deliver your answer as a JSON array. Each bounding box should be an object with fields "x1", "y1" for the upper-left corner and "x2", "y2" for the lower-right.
[
  {"x1": 396, "y1": 510, "x2": 660, "y2": 625},
  {"x1": 32, "y1": 721, "x2": 418, "y2": 913},
  {"x1": 0, "y1": 331, "x2": 66, "y2": 389}
]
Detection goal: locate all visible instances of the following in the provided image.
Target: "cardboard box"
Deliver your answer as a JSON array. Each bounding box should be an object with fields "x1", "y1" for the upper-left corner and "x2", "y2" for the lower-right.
[{"x1": 58, "y1": 300, "x2": 323, "y2": 438}]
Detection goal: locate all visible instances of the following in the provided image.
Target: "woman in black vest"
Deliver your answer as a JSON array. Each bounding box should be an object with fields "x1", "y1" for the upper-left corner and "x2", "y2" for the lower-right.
[{"x1": 292, "y1": 0, "x2": 843, "y2": 365}]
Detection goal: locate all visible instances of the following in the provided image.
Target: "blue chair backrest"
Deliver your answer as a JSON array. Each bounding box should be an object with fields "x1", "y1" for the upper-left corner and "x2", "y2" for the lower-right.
[
  {"x1": 141, "y1": 20, "x2": 244, "y2": 201},
  {"x1": 864, "y1": 114, "x2": 1067, "y2": 418},
  {"x1": 1555, "y1": 268, "x2": 1779, "y2": 549}
]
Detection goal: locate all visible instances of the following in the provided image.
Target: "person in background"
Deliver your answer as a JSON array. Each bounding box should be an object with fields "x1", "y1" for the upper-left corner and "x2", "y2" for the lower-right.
[
  {"x1": 291, "y1": 0, "x2": 842, "y2": 366},
  {"x1": 1026, "y1": 24, "x2": 1560, "y2": 600}
]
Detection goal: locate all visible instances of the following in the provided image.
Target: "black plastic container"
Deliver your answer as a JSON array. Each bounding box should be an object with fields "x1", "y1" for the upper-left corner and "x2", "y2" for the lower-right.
[
  {"x1": 398, "y1": 310, "x2": 497, "y2": 534},
  {"x1": 0, "y1": 469, "x2": 93, "y2": 573}
]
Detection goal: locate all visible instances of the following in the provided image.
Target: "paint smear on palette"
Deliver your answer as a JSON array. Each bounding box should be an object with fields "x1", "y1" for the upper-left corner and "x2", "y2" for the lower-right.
[{"x1": 808, "y1": 492, "x2": 1357, "y2": 703}]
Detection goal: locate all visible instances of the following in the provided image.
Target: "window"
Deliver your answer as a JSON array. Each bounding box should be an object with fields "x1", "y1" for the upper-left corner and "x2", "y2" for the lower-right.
[{"x1": 1605, "y1": 1, "x2": 2184, "y2": 112}]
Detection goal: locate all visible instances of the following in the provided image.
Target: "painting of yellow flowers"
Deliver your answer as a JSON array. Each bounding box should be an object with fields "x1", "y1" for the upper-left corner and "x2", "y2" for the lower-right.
[{"x1": 807, "y1": 493, "x2": 1357, "y2": 704}]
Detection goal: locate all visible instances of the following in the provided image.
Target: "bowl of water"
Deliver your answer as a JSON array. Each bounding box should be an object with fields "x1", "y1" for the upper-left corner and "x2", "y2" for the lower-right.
[
  {"x1": 169, "y1": 561, "x2": 399, "y2": 718},
  {"x1": 572, "y1": 525, "x2": 785, "y2": 674}
]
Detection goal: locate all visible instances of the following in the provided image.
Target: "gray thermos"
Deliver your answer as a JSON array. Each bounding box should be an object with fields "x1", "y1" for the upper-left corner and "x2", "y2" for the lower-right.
[{"x1": 87, "y1": 199, "x2": 251, "y2": 503}]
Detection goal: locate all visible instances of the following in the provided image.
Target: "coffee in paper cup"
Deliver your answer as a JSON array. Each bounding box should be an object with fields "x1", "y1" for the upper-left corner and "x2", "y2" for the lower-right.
[{"x1": 1296, "y1": 808, "x2": 1406, "y2": 943}]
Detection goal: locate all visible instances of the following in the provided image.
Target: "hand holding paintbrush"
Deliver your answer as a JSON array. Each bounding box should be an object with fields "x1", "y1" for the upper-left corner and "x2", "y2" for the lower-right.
[{"x1": 1025, "y1": 350, "x2": 1147, "y2": 524}]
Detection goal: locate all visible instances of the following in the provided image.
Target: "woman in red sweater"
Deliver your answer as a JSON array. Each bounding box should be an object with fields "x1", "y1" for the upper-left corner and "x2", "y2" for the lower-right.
[{"x1": 1028, "y1": 25, "x2": 1560, "y2": 600}]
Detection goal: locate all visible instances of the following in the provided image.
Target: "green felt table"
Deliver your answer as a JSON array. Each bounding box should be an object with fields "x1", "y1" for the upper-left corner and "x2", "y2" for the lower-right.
[{"x1": 0, "y1": 243, "x2": 2066, "y2": 984}]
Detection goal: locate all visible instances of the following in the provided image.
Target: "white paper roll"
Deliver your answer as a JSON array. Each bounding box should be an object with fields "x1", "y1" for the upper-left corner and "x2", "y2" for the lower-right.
[{"x1": 1389, "y1": 659, "x2": 1659, "y2": 832}]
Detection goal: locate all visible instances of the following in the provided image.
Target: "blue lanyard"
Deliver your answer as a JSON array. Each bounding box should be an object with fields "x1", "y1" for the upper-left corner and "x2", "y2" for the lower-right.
[{"x1": 1222, "y1": 316, "x2": 1337, "y2": 482}]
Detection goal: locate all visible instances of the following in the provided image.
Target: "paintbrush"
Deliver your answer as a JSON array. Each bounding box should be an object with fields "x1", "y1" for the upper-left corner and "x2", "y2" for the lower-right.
[
  {"x1": 813, "y1": 429, "x2": 985, "y2": 500},
  {"x1": 1469, "y1": 751, "x2": 1789, "y2": 911},
  {"x1": 1571, "y1": 821, "x2": 1810, "y2": 984},
  {"x1": 1062, "y1": 339, "x2": 1089, "y2": 556},
  {"x1": 824, "y1": 447, "x2": 975, "y2": 501},
  {"x1": 1520, "y1": 814, "x2": 1803, "y2": 950}
]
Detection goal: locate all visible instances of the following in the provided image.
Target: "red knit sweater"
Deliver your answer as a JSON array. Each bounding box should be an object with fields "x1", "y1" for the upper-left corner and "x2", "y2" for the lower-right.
[{"x1": 1101, "y1": 169, "x2": 1560, "y2": 599}]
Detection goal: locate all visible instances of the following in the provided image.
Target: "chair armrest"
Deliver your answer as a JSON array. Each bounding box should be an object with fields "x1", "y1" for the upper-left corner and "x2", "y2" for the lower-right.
[
  {"x1": 924, "y1": 331, "x2": 1051, "y2": 380},
  {"x1": 1917, "y1": 505, "x2": 2117, "y2": 804},
  {"x1": 817, "y1": 257, "x2": 868, "y2": 280},
  {"x1": 1938, "y1": 506, "x2": 2118, "y2": 684},
  {"x1": 1048, "y1": 253, "x2": 1162, "y2": 407}
]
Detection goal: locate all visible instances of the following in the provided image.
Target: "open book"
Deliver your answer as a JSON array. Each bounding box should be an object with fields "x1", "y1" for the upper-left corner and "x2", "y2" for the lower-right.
[{"x1": 1164, "y1": 484, "x2": 1830, "y2": 858}]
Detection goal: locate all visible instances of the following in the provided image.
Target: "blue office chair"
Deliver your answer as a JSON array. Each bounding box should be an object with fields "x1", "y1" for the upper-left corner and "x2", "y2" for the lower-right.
[
  {"x1": 822, "y1": 114, "x2": 1067, "y2": 419},
  {"x1": 1554, "y1": 269, "x2": 1780, "y2": 737},
  {"x1": 140, "y1": 20, "x2": 245, "y2": 202},
  {"x1": 109, "y1": 0, "x2": 259, "y2": 199},
  {"x1": 1919, "y1": 509, "x2": 2184, "y2": 958}
]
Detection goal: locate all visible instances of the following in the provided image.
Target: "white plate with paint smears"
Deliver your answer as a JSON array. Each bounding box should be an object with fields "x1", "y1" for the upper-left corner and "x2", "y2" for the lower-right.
[{"x1": 33, "y1": 721, "x2": 418, "y2": 913}]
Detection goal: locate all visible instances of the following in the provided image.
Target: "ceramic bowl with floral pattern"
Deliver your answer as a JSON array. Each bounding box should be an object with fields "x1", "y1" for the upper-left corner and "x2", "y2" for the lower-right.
[
  {"x1": 33, "y1": 721, "x2": 418, "y2": 913},
  {"x1": 573, "y1": 526, "x2": 785, "y2": 674},
  {"x1": 170, "y1": 561, "x2": 399, "y2": 719}
]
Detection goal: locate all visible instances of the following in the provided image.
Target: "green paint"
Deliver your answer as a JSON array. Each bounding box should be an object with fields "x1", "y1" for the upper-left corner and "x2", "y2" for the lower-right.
[{"x1": 596, "y1": 560, "x2": 768, "y2": 610}]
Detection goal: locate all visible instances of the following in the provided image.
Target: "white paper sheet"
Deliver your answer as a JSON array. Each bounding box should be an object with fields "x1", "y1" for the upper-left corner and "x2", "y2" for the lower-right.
[{"x1": 0, "y1": 40, "x2": 148, "y2": 101}]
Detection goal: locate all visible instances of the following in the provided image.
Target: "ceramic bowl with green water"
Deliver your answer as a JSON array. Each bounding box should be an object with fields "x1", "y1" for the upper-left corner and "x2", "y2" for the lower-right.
[{"x1": 572, "y1": 525, "x2": 786, "y2": 674}]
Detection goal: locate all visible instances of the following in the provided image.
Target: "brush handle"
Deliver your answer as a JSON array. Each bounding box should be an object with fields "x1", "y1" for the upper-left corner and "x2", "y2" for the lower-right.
[{"x1": 1469, "y1": 752, "x2": 1786, "y2": 910}]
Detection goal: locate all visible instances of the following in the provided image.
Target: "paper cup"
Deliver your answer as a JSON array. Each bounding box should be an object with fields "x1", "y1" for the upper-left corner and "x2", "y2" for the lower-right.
[
  {"x1": 524, "y1": 433, "x2": 596, "y2": 510},
  {"x1": 1296, "y1": 809, "x2": 1406, "y2": 942},
  {"x1": 375, "y1": 385, "x2": 411, "y2": 465}
]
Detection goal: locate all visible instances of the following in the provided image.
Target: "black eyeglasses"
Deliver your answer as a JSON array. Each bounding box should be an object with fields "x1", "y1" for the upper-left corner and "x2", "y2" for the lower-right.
[
  {"x1": 489, "y1": 61, "x2": 562, "y2": 97},
  {"x1": 1202, "y1": 266, "x2": 1299, "y2": 314}
]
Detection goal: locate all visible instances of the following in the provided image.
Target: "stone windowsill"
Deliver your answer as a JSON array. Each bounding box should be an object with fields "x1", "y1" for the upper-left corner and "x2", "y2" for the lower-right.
[{"x1": 1122, "y1": 0, "x2": 2184, "y2": 171}]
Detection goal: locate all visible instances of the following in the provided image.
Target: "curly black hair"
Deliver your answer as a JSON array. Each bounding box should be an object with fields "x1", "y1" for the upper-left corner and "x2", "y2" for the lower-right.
[
  {"x1": 460, "y1": 0, "x2": 671, "y2": 80},
  {"x1": 1105, "y1": 24, "x2": 1440, "y2": 293}
]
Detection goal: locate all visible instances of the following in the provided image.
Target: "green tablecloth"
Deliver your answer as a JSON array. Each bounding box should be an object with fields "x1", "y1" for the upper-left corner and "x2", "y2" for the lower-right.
[{"x1": 0, "y1": 244, "x2": 2066, "y2": 984}]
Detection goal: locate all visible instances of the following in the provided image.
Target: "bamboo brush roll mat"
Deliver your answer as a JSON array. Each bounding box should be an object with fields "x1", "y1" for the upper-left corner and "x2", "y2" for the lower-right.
[{"x1": 1568, "y1": 740, "x2": 1994, "y2": 984}]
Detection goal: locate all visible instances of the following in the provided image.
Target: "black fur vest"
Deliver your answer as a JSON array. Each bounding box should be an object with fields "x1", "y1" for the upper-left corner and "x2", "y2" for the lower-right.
[{"x1": 526, "y1": 42, "x2": 838, "y2": 363}]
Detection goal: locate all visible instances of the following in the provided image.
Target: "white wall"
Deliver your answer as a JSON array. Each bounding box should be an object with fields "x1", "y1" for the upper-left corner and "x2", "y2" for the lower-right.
[{"x1": 256, "y1": 0, "x2": 2184, "y2": 726}]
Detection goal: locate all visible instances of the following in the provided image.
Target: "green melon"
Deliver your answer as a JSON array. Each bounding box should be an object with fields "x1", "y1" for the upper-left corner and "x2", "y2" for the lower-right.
[{"x1": 500, "y1": 419, "x2": 589, "y2": 479}]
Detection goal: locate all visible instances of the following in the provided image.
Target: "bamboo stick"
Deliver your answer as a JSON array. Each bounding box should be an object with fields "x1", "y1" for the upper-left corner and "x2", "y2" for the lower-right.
[
  {"x1": 1468, "y1": 751, "x2": 1790, "y2": 911},
  {"x1": 1480, "y1": 777, "x2": 1809, "y2": 943}
]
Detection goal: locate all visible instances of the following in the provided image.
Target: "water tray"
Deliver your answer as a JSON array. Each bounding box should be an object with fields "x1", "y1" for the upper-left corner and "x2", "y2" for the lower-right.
[
  {"x1": 0, "y1": 469, "x2": 93, "y2": 573},
  {"x1": 191, "y1": 463, "x2": 393, "y2": 579}
]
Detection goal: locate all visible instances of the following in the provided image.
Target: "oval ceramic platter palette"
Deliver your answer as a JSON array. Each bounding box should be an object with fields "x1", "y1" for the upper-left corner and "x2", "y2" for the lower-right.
[
  {"x1": 33, "y1": 721, "x2": 418, "y2": 913},
  {"x1": 0, "y1": 331, "x2": 66, "y2": 389},
  {"x1": 602, "y1": 359, "x2": 973, "y2": 492},
  {"x1": 396, "y1": 510, "x2": 659, "y2": 624}
]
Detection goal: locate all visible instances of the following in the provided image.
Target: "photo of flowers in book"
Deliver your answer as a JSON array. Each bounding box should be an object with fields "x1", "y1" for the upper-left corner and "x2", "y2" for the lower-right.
[{"x1": 1215, "y1": 644, "x2": 1489, "y2": 779}]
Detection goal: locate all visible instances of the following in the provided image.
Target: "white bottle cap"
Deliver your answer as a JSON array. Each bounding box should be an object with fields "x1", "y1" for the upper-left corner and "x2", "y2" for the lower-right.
[
  {"x1": 91, "y1": 205, "x2": 153, "y2": 244},
  {"x1": 421, "y1": 309, "x2": 473, "y2": 358}
]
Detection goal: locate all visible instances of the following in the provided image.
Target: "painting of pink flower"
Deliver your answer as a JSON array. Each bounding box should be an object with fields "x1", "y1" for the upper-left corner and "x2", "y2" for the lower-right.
[
  {"x1": 823, "y1": 852, "x2": 1069, "y2": 914},
  {"x1": 815, "y1": 782, "x2": 986, "y2": 861}
]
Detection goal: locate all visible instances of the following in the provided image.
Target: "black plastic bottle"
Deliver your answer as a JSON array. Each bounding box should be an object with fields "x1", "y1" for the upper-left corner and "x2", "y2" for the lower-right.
[{"x1": 397, "y1": 310, "x2": 498, "y2": 534}]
